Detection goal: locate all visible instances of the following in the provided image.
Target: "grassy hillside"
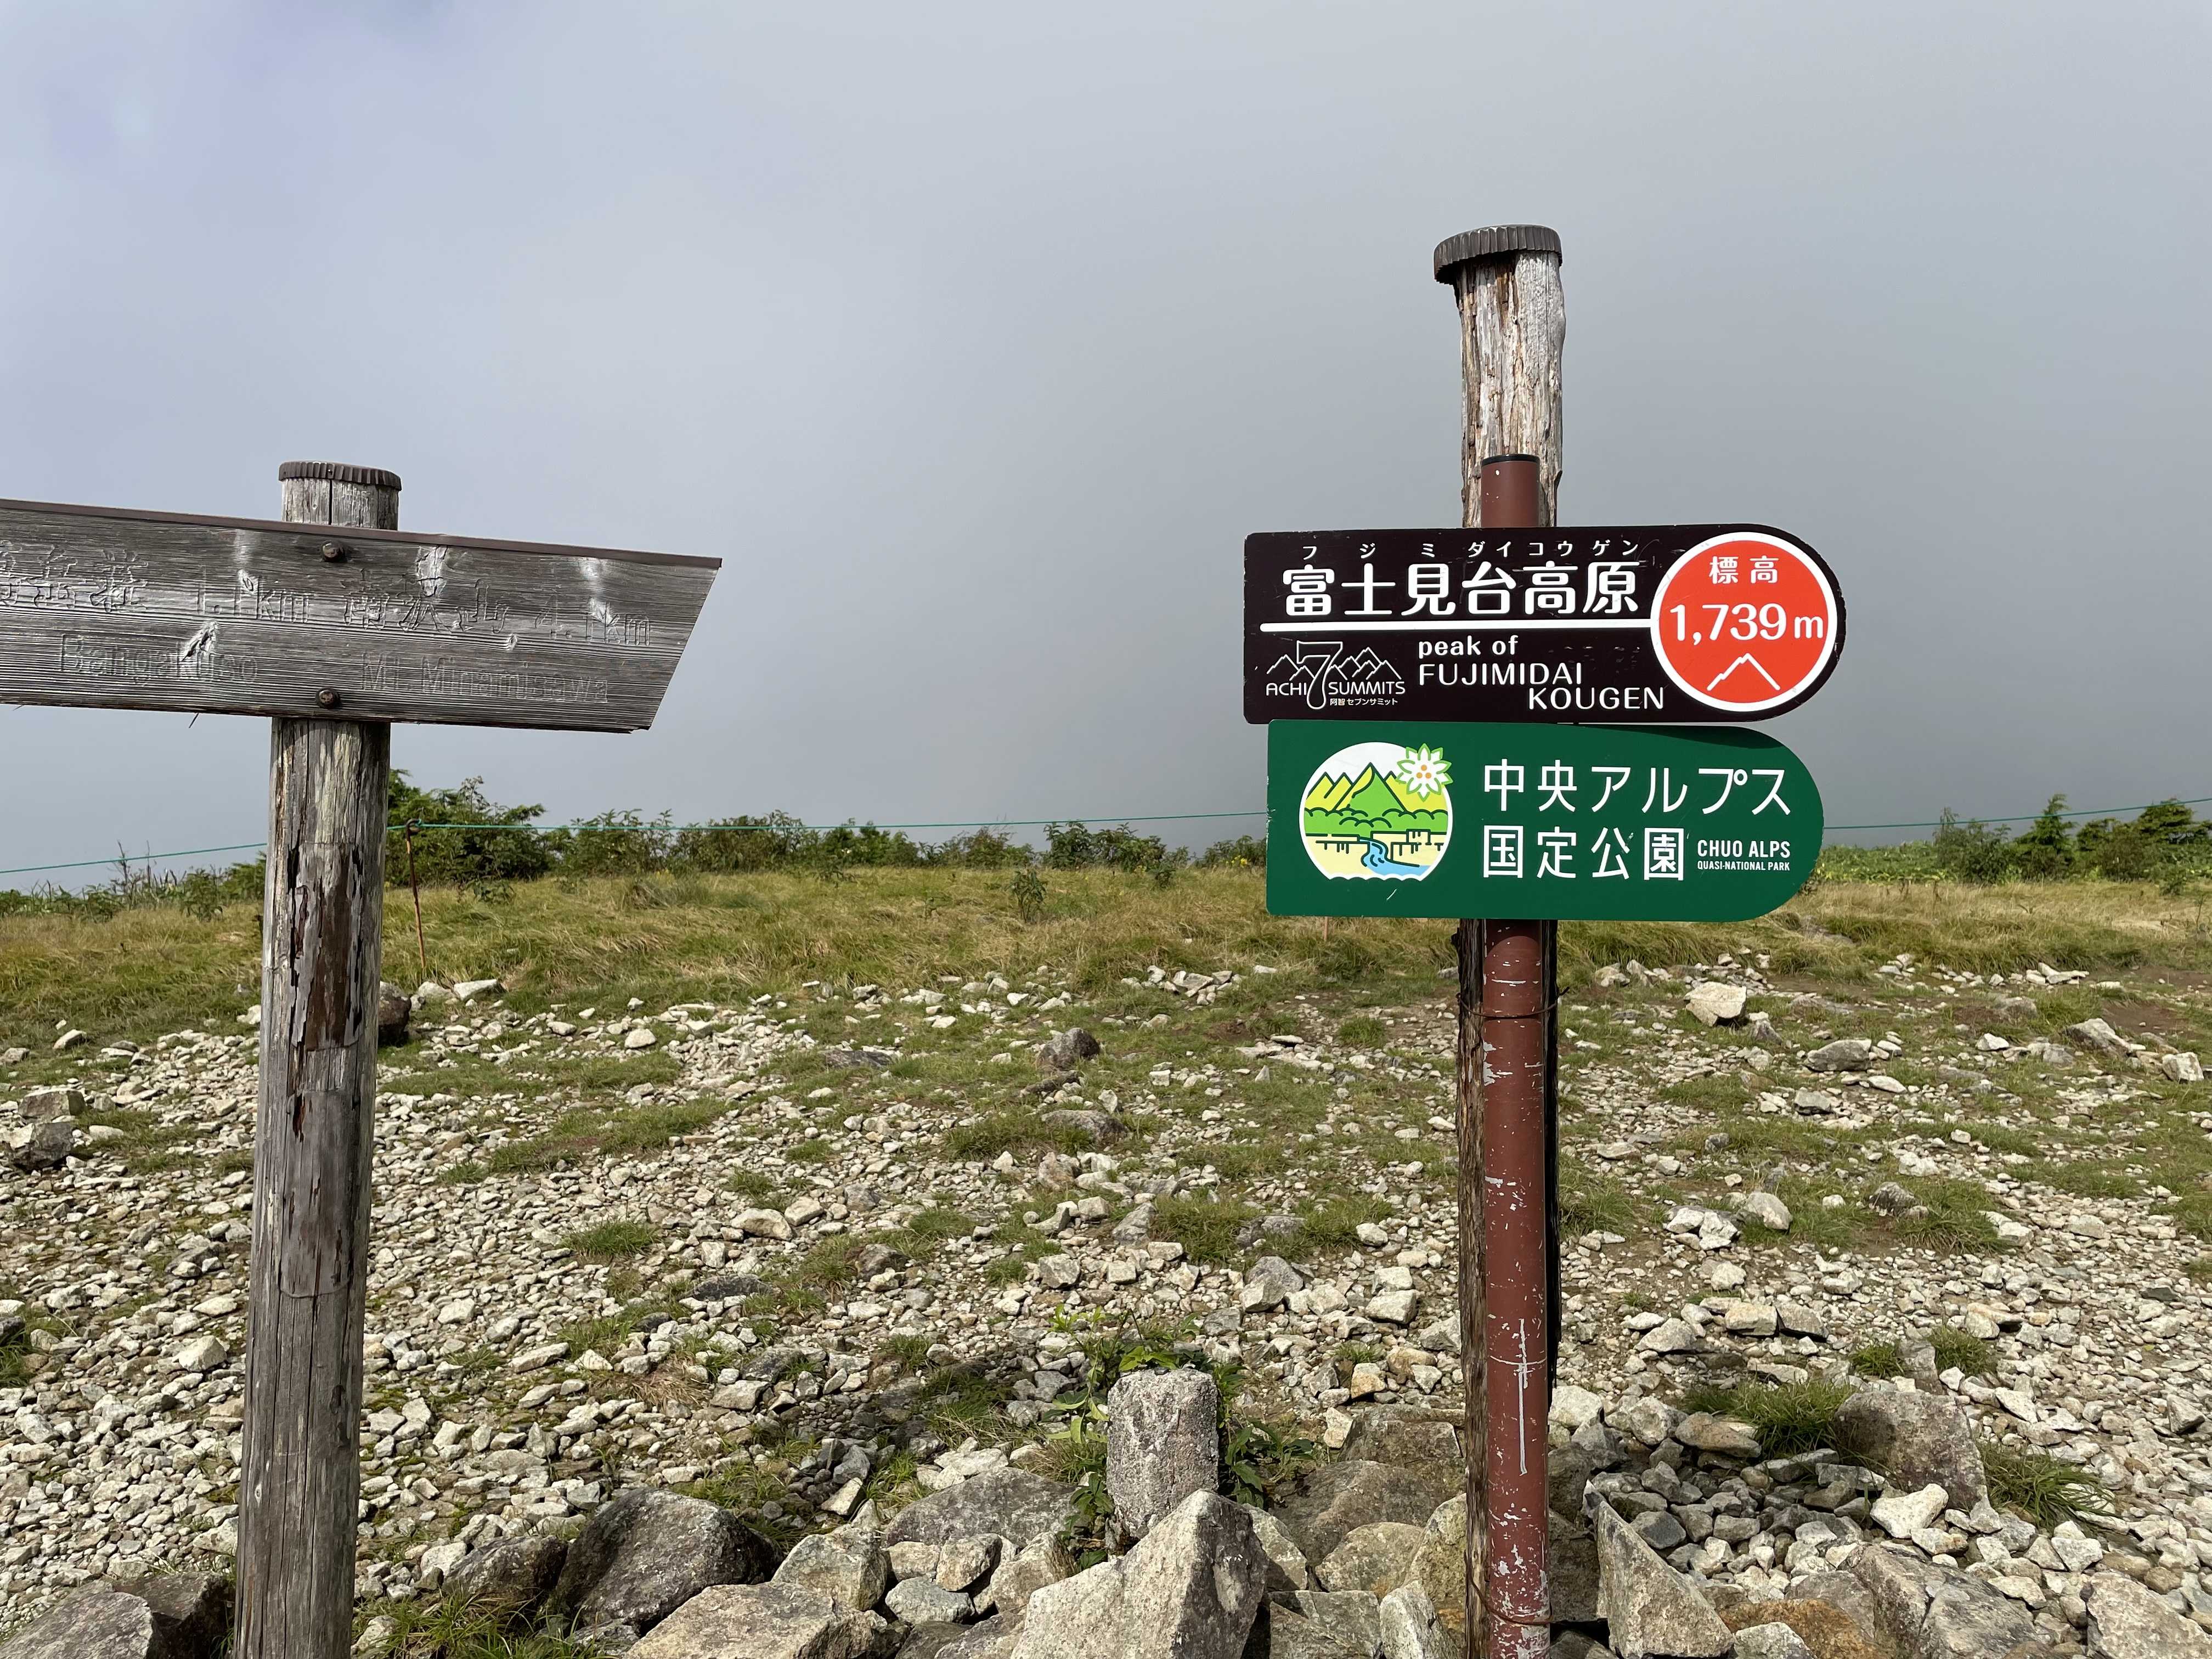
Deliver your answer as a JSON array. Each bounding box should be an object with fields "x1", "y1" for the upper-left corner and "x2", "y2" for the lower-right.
[{"x1": 3, "y1": 865, "x2": 2208, "y2": 1062}]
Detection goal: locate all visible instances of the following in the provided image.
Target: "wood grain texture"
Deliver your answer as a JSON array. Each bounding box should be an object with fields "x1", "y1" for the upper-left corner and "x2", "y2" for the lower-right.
[
  {"x1": 234, "y1": 476, "x2": 396, "y2": 1659},
  {"x1": 0, "y1": 495, "x2": 716, "y2": 730},
  {"x1": 1453, "y1": 251, "x2": 1565, "y2": 530}
]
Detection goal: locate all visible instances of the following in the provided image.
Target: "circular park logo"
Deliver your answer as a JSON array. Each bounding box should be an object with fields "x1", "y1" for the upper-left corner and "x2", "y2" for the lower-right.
[{"x1": 1299, "y1": 741, "x2": 1453, "y2": 881}]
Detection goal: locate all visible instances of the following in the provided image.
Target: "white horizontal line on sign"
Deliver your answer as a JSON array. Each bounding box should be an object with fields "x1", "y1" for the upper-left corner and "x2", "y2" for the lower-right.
[{"x1": 1258, "y1": 618, "x2": 1650, "y2": 633}]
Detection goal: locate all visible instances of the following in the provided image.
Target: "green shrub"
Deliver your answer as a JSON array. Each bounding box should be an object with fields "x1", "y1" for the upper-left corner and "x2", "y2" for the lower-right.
[{"x1": 1932, "y1": 810, "x2": 2012, "y2": 884}]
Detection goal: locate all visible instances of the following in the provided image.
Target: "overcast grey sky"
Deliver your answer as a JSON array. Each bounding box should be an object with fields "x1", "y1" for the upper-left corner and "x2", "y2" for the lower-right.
[{"x1": 0, "y1": 1, "x2": 2205, "y2": 876}]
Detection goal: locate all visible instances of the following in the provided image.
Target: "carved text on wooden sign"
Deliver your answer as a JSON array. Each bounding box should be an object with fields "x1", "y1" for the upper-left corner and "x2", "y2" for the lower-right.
[{"x1": 0, "y1": 498, "x2": 719, "y2": 731}]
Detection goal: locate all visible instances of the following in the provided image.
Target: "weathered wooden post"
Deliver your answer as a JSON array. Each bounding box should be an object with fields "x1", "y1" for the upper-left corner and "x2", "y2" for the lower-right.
[
  {"x1": 1436, "y1": 226, "x2": 1565, "y2": 1659},
  {"x1": 0, "y1": 469, "x2": 718, "y2": 1659},
  {"x1": 235, "y1": 461, "x2": 400, "y2": 1655}
]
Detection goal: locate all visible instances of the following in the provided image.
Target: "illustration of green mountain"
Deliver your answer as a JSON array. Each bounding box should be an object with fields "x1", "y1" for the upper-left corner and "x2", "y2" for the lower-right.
[{"x1": 1303, "y1": 764, "x2": 1448, "y2": 838}]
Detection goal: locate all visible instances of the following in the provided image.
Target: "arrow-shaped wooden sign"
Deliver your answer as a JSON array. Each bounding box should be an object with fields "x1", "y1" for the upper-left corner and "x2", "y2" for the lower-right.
[{"x1": 0, "y1": 493, "x2": 718, "y2": 731}]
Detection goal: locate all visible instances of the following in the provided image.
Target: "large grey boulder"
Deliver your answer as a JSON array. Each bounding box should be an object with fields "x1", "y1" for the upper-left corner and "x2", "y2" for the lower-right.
[
  {"x1": 775, "y1": 1519, "x2": 894, "y2": 1613},
  {"x1": 1118, "y1": 1491, "x2": 1268, "y2": 1658},
  {"x1": 0, "y1": 1573, "x2": 229, "y2": 1659},
  {"x1": 1317, "y1": 1521, "x2": 1427, "y2": 1598},
  {"x1": 1267, "y1": 1608, "x2": 1368, "y2": 1659},
  {"x1": 445, "y1": 1534, "x2": 567, "y2": 1620},
  {"x1": 1805, "y1": 1039, "x2": 1876, "y2": 1072},
  {"x1": 1378, "y1": 1583, "x2": 1451, "y2": 1659},
  {"x1": 2085, "y1": 1572, "x2": 2212, "y2": 1659},
  {"x1": 1008, "y1": 1559, "x2": 1128, "y2": 1659},
  {"x1": 1009, "y1": 1491, "x2": 1265, "y2": 1659},
  {"x1": 1591, "y1": 1498, "x2": 1731, "y2": 1659},
  {"x1": 1732, "y1": 1625, "x2": 1816, "y2": 1659},
  {"x1": 1848, "y1": 1542, "x2": 2038, "y2": 1659},
  {"x1": 887, "y1": 1468, "x2": 1077, "y2": 1554},
  {"x1": 1242, "y1": 1504, "x2": 1311, "y2": 1594},
  {"x1": 898, "y1": 1627, "x2": 989, "y2": 1659},
  {"x1": 547, "y1": 1487, "x2": 772, "y2": 1637},
  {"x1": 1833, "y1": 1391, "x2": 1988, "y2": 1509},
  {"x1": 18, "y1": 1086, "x2": 83, "y2": 1122},
  {"x1": 1274, "y1": 1460, "x2": 1455, "y2": 1564},
  {"x1": 1035, "y1": 1029, "x2": 1102, "y2": 1072},
  {"x1": 377, "y1": 981, "x2": 412, "y2": 1047},
  {"x1": 1107, "y1": 1367, "x2": 1221, "y2": 1541},
  {"x1": 981, "y1": 1533, "x2": 1076, "y2": 1623},
  {"x1": 1289, "y1": 1590, "x2": 1384, "y2": 1656},
  {"x1": 8, "y1": 1118, "x2": 77, "y2": 1172},
  {"x1": 1341, "y1": 1409, "x2": 1462, "y2": 1472},
  {"x1": 627, "y1": 1582, "x2": 890, "y2": 1658},
  {"x1": 1784, "y1": 1574, "x2": 1894, "y2": 1655}
]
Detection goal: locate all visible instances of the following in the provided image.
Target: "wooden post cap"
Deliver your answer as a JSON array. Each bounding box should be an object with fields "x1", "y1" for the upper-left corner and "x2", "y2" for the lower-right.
[
  {"x1": 276, "y1": 460, "x2": 403, "y2": 492},
  {"x1": 1433, "y1": 224, "x2": 1562, "y2": 282}
]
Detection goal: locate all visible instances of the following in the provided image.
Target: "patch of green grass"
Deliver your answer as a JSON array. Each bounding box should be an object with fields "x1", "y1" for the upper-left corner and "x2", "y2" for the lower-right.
[
  {"x1": 1337, "y1": 1015, "x2": 1387, "y2": 1048},
  {"x1": 2162, "y1": 1192, "x2": 2212, "y2": 1240},
  {"x1": 1889, "y1": 1178, "x2": 2008, "y2": 1252},
  {"x1": 792, "y1": 1237, "x2": 864, "y2": 1291},
  {"x1": 563, "y1": 1220, "x2": 657, "y2": 1263},
  {"x1": 874, "y1": 1333, "x2": 933, "y2": 1375},
  {"x1": 1660, "y1": 1073, "x2": 1751, "y2": 1111},
  {"x1": 940, "y1": 1111, "x2": 1094, "y2": 1161},
  {"x1": 1849, "y1": 1340, "x2": 1905, "y2": 1378},
  {"x1": 921, "y1": 1358, "x2": 1021, "y2": 1438},
  {"x1": 2034, "y1": 986, "x2": 2106, "y2": 1032},
  {"x1": 555, "y1": 1299, "x2": 674, "y2": 1360},
  {"x1": 1678, "y1": 1380, "x2": 1852, "y2": 1458},
  {"x1": 2016, "y1": 1158, "x2": 2141, "y2": 1200},
  {"x1": 984, "y1": 1237, "x2": 1057, "y2": 1285},
  {"x1": 786, "y1": 1138, "x2": 832, "y2": 1163},
  {"x1": 553, "y1": 1050, "x2": 685, "y2": 1092},
  {"x1": 1929, "y1": 1325, "x2": 1996, "y2": 1377},
  {"x1": 2185, "y1": 1256, "x2": 2212, "y2": 1283},
  {"x1": 1284, "y1": 1195, "x2": 1393, "y2": 1259},
  {"x1": 680, "y1": 1460, "x2": 803, "y2": 1548},
  {"x1": 1205, "y1": 1141, "x2": 1284, "y2": 1180},
  {"x1": 1981, "y1": 1440, "x2": 2108, "y2": 1527},
  {"x1": 1150, "y1": 1194, "x2": 1259, "y2": 1265},
  {"x1": 1730, "y1": 1180, "x2": 1864, "y2": 1254},
  {"x1": 1559, "y1": 1160, "x2": 1635, "y2": 1237},
  {"x1": 1694, "y1": 1114, "x2": 1860, "y2": 1163},
  {"x1": 883, "y1": 1206, "x2": 975, "y2": 1251},
  {"x1": 482, "y1": 1096, "x2": 730, "y2": 1173},
  {"x1": 360, "y1": 1595, "x2": 611, "y2": 1656},
  {"x1": 724, "y1": 1169, "x2": 785, "y2": 1205}
]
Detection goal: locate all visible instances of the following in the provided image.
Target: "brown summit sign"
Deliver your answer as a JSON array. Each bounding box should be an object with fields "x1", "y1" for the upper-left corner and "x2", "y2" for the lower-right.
[
  {"x1": 1244, "y1": 523, "x2": 1843, "y2": 725},
  {"x1": 0, "y1": 493, "x2": 716, "y2": 730}
]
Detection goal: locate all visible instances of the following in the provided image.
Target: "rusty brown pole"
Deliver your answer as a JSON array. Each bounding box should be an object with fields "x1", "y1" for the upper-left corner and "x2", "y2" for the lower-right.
[{"x1": 1438, "y1": 227, "x2": 1565, "y2": 1659}]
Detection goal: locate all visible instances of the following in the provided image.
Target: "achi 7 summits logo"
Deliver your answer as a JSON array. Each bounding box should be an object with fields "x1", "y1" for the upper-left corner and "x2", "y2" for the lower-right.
[{"x1": 1262, "y1": 640, "x2": 1406, "y2": 710}]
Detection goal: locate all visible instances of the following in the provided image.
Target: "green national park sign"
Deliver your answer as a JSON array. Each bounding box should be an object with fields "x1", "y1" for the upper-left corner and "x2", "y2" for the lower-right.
[{"x1": 1266, "y1": 720, "x2": 1822, "y2": 922}]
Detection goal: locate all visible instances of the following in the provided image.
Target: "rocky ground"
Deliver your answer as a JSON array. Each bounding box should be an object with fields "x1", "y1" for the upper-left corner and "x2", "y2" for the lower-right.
[{"x1": 7, "y1": 912, "x2": 2212, "y2": 1655}]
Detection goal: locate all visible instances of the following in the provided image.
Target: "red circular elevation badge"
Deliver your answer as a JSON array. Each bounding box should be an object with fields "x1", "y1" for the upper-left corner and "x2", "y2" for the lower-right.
[{"x1": 1649, "y1": 533, "x2": 1839, "y2": 713}]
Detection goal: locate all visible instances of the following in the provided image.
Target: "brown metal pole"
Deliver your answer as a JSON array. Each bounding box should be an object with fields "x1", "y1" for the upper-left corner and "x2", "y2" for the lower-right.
[
  {"x1": 235, "y1": 461, "x2": 399, "y2": 1659},
  {"x1": 1437, "y1": 225, "x2": 1565, "y2": 1659}
]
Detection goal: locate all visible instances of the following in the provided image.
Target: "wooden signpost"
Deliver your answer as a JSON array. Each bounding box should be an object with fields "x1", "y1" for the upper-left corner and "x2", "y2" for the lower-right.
[
  {"x1": 1246, "y1": 230, "x2": 1843, "y2": 1659},
  {"x1": 0, "y1": 462, "x2": 718, "y2": 1658}
]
